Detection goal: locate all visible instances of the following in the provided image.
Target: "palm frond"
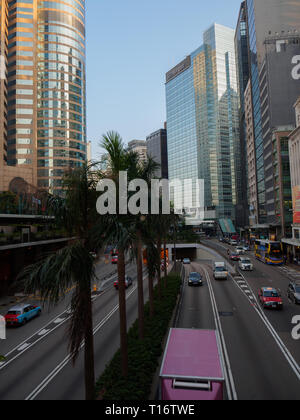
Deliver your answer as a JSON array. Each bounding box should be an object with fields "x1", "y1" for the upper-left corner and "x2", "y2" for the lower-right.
[{"x1": 21, "y1": 242, "x2": 94, "y2": 306}]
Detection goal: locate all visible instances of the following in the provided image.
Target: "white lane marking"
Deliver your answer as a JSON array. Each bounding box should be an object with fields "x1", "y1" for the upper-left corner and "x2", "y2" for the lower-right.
[
  {"x1": 233, "y1": 270, "x2": 300, "y2": 381},
  {"x1": 25, "y1": 284, "x2": 139, "y2": 401},
  {"x1": 53, "y1": 318, "x2": 65, "y2": 324},
  {"x1": 0, "y1": 269, "x2": 123, "y2": 371},
  {"x1": 200, "y1": 243, "x2": 300, "y2": 385},
  {"x1": 202, "y1": 265, "x2": 238, "y2": 401},
  {"x1": 17, "y1": 343, "x2": 30, "y2": 352},
  {"x1": 38, "y1": 330, "x2": 50, "y2": 336}
]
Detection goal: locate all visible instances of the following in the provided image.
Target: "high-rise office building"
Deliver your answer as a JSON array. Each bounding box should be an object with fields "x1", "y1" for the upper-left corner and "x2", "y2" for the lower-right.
[
  {"x1": 239, "y1": 0, "x2": 300, "y2": 236},
  {"x1": 0, "y1": 0, "x2": 8, "y2": 171},
  {"x1": 146, "y1": 128, "x2": 168, "y2": 179},
  {"x1": 0, "y1": 0, "x2": 87, "y2": 195},
  {"x1": 166, "y1": 23, "x2": 240, "y2": 223},
  {"x1": 235, "y1": 1, "x2": 250, "y2": 228},
  {"x1": 127, "y1": 140, "x2": 148, "y2": 165}
]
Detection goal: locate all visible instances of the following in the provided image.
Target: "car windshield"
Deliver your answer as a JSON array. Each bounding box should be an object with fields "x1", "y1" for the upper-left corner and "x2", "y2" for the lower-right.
[
  {"x1": 263, "y1": 291, "x2": 279, "y2": 298},
  {"x1": 215, "y1": 267, "x2": 226, "y2": 272},
  {"x1": 241, "y1": 259, "x2": 251, "y2": 264},
  {"x1": 7, "y1": 311, "x2": 21, "y2": 315},
  {"x1": 190, "y1": 273, "x2": 200, "y2": 279},
  {"x1": 295, "y1": 286, "x2": 300, "y2": 293}
]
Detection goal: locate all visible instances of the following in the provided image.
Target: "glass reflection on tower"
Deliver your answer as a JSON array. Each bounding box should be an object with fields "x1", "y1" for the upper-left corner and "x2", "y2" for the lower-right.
[{"x1": 166, "y1": 24, "x2": 240, "y2": 222}]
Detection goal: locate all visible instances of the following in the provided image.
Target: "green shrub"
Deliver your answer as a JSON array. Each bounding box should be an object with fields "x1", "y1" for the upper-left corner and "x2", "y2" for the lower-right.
[{"x1": 95, "y1": 273, "x2": 181, "y2": 400}]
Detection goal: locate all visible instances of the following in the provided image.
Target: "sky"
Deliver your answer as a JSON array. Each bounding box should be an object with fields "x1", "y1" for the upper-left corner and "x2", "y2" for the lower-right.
[{"x1": 86, "y1": 0, "x2": 243, "y2": 159}]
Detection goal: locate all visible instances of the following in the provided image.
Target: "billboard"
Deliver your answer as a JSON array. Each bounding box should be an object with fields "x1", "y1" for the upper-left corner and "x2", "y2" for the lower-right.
[
  {"x1": 293, "y1": 186, "x2": 300, "y2": 225},
  {"x1": 166, "y1": 56, "x2": 191, "y2": 83}
]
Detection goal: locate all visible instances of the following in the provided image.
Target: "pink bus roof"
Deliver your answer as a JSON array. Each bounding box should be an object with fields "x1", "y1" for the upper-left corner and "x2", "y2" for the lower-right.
[{"x1": 160, "y1": 329, "x2": 224, "y2": 381}]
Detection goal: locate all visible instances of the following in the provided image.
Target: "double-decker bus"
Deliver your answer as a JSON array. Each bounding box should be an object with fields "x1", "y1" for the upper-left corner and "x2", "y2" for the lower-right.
[{"x1": 254, "y1": 240, "x2": 283, "y2": 266}]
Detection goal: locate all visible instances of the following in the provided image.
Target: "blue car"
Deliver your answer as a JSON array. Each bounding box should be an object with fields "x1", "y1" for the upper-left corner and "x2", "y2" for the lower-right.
[{"x1": 5, "y1": 304, "x2": 42, "y2": 327}]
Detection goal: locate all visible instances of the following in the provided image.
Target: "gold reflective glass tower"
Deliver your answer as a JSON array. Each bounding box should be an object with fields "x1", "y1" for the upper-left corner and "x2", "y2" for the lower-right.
[{"x1": 0, "y1": 0, "x2": 86, "y2": 194}]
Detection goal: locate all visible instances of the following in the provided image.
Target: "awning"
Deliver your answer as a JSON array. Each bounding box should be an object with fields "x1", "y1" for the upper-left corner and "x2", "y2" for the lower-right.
[{"x1": 282, "y1": 238, "x2": 300, "y2": 247}]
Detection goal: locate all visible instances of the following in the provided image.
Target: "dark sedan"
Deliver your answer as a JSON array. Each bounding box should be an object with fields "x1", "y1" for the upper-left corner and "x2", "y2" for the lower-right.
[
  {"x1": 188, "y1": 272, "x2": 203, "y2": 287},
  {"x1": 114, "y1": 276, "x2": 133, "y2": 290},
  {"x1": 288, "y1": 281, "x2": 300, "y2": 305}
]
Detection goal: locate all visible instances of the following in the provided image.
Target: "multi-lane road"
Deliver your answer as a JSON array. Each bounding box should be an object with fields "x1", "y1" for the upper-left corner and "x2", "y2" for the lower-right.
[
  {"x1": 0, "y1": 259, "x2": 147, "y2": 400},
  {"x1": 0, "y1": 242, "x2": 299, "y2": 400}
]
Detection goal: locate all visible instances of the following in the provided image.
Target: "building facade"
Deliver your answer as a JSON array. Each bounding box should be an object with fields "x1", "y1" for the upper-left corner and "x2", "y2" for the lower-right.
[
  {"x1": 242, "y1": 0, "x2": 300, "y2": 235},
  {"x1": 0, "y1": 0, "x2": 8, "y2": 171},
  {"x1": 235, "y1": 1, "x2": 250, "y2": 228},
  {"x1": 127, "y1": 140, "x2": 148, "y2": 166},
  {"x1": 244, "y1": 79, "x2": 258, "y2": 227},
  {"x1": 146, "y1": 128, "x2": 168, "y2": 179},
  {"x1": 0, "y1": 0, "x2": 87, "y2": 196},
  {"x1": 289, "y1": 98, "x2": 300, "y2": 239},
  {"x1": 271, "y1": 129, "x2": 293, "y2": 238},
  {"x1": 166, "y1": 23, "x2": 240, "y2": 223}
]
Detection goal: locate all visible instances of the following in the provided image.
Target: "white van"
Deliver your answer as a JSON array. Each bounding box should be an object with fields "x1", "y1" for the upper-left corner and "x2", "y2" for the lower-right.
[{"x1": 213, "y1": 262, "x2": 228, "y2": 280}]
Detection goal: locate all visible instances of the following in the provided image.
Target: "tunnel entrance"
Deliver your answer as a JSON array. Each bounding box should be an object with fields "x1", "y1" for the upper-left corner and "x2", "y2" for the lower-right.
[{"x1": 169, "y1": 245, "x2": 198, "y2": 262}]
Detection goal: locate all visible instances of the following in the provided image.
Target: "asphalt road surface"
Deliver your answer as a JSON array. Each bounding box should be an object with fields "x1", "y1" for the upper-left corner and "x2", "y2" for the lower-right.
[
  {"x1": 186, "y1": 239, "x2": 300, "y2": 400},
  {"x1": 0, "y1": 243, "x2": 299, "y2": 400}
]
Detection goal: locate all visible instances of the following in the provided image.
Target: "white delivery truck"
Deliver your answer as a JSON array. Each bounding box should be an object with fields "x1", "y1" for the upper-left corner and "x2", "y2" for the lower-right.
[{"x1": 213, "y1": 262, "x2": 228, "y2": 280}]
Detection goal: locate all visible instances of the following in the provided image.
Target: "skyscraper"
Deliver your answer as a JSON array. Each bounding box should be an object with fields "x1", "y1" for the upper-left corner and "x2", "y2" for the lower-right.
[
  {"x1": 235, "y1": 1, "x2": 250, "y2": 228},
  {"x1": 166, "y1": 23, "x2": 240, "y2": 223},
  {"x1": 0, "y1": 0, "x2": 8, "y2": 170},
  {"x1": 0, "y1": 0, "x2": 87, "y2": 195},
  {"x1": 146, "y1": 128, "x2": 168, "y2": 179},
  {"x1": 239, "y1": 0, "x2": 300, "y2": 237}
]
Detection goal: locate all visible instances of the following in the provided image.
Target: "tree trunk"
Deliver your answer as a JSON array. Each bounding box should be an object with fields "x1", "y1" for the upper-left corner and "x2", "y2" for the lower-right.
[
  {"x1": 118, "y1": 249, "x2": 128, "y2": 377},
  {"x1": 164, "y1": 240, "x2": 167, "y2": 287},
  {"x1": 148, "y1": 273, "x2": 154, "y2": 318},
  {"x1": 136, "y1": 230, "x2": 144, "y2": 339},
  {"x1": 157, "y1": 238, "x2": 162, "y2": 299},
  {"x1": 84, "y1": 285, "x2": 95, "y2": 400}
]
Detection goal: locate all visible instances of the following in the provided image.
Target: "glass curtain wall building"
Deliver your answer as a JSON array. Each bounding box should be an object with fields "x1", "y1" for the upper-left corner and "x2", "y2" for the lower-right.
[
  {"x1": 166, "y1": 24, "x2": 240, "y2": 222},
  {"x1": 1, "y1": 0, "x2": 86, "y2": 195}
]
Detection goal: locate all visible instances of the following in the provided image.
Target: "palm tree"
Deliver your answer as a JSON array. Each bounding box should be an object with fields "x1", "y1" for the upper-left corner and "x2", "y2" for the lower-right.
[
  {"x1": 20, "y1": 163, "x2": 101, "y2": 400},
  {"x1": 133, "y1": 157, "x2": 160, "y2": 338},
  {"x1": 143, "y1": 221, "x2": 160, "y2": 318},
  {"x1": 100, "y1": 131, "x2": 136, "y2": 375}
]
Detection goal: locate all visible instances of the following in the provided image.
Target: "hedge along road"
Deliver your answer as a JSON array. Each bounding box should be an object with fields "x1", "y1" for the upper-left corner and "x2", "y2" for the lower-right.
[
  {"x1": 189, "y1": 245, "x2": 300, "y2": 399},
  {"x1": 0, "y1": 262, "x2": 139, "y2": 400}
]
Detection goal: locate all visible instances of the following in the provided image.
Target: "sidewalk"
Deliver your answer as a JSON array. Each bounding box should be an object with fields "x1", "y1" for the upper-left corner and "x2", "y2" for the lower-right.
[
  {"x1": 0, "y1": 293, "x2": 29, "y2": 315},
  {"x1": 279, "y1": 263, "x2": 300, "y2": 281}
]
